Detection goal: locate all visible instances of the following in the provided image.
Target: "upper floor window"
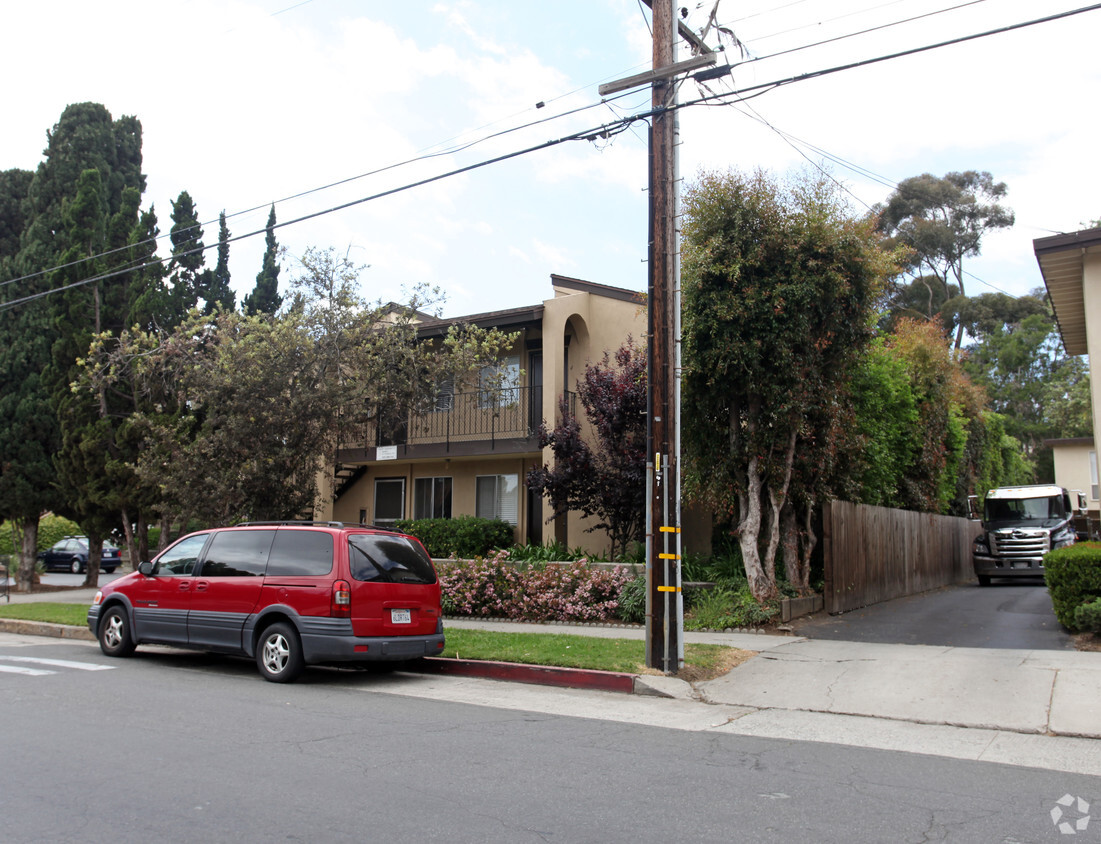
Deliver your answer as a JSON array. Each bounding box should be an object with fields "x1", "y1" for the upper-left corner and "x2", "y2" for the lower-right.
[
  {"x1": 432, "y1": 377, "x2": 454, "y2": 412},
  {"x1": 478, "y1": 355, "x2": 520, "y2": 409}
]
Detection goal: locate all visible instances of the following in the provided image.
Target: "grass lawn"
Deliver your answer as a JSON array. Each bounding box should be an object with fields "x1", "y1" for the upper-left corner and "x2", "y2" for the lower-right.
[
  {"x1": 441, "y1": 627, "x2": 750, "y2": 680},
  {"x1": 0, "y1": 602, "x2": 88, "y2": 626},
  {"x1": 0, "y1": 603, "x2": 752, "y2": 680}
]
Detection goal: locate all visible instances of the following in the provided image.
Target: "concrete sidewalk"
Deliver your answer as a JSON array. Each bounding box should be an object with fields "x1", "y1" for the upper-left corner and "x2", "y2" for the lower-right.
[{"x1": 4, "y1": 587, "x2": 1100, "y2": 743}]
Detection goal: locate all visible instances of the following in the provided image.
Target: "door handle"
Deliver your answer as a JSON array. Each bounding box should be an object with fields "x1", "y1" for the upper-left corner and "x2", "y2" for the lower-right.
[{"x1": 195, "y1": 580, "x2": 209, "y2": 592}]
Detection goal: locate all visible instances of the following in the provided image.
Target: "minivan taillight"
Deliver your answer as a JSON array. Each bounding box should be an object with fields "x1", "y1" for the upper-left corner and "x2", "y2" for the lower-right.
[{"x1": 331, "y1": 580, "x2": 351, "y2": 617}]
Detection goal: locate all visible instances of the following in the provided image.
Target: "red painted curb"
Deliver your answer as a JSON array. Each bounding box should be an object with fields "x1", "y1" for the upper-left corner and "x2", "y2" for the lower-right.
[{"x1": 410, "y1": 657, "x2": 637, "y2": 694}]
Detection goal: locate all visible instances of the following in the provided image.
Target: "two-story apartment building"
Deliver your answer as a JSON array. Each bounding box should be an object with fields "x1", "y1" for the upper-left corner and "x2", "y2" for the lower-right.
[{"x1": 315, "y1": 274, "x2": 646, "y2": 557}]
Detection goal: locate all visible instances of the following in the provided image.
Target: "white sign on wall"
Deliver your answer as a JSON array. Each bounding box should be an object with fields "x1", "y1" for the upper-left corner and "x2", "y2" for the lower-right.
[{"x1": 377, "y1": 446, "x2": 398, "y2": 461}]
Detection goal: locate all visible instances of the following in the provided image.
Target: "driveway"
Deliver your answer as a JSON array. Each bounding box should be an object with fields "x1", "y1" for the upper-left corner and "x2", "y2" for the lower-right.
[{"x1": 790, "y1": 581, "x2": 1074, "y2": 650}]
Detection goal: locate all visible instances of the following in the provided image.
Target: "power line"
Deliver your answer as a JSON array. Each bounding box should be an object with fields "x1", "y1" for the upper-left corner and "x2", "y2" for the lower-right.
[{"x1": 7, "y1": 1, "x2": 1098, "y2": 312}]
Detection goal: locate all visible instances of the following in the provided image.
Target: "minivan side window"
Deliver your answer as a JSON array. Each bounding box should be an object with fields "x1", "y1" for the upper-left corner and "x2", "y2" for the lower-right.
[
  {"x1": 266, "y1": 530, "x2": 334, "y2": 577},
  {"x1": 199, "y1": 530, "x2": 276, "y2": 577},
  {"x1": 154, "y1": 534, "x2": 211, "y2": 576}
]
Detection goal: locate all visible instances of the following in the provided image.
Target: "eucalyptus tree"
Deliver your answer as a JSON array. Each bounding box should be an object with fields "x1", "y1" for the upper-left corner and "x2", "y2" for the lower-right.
[{"x1": 875, "y1": 171, "x2": 1014, "y2": 351}]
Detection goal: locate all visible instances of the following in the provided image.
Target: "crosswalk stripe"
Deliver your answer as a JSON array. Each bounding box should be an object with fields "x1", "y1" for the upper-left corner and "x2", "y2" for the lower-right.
[
  {"x1": 0, "y1": 665, "x2": 55, "y2": 676},
  {"x1": 0, "y1": 656, "x2": 115, "y2": 671}
]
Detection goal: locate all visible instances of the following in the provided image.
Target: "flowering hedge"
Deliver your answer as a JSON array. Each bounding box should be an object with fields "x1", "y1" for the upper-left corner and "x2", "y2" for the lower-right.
[{"x1": 438, "y1": 551, "x2": 633, "y2": 623}]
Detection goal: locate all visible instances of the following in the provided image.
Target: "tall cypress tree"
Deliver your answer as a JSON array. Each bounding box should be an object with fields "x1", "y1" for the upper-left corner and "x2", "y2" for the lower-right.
[
  {"x1": 243, "y1": 205, "x2": 282, "y2": 316},
  {"x1": 166, "y1": 190, "x2": 205, "y2": 324},
  {"x1": 0, "y1": 103, "x2": 145, "y2": 589},
  {"x1": 200, "y1": 210, "x2": 234, "y2": 314}
]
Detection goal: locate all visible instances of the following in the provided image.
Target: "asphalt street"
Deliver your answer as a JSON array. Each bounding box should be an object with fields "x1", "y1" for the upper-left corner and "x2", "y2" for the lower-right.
[
  {"x1": 1, "y1": 634, "x2": 1098, "y2": 843},
  {"x1": 791, "y1": 581, "x2": 1073, "y2": 650}
]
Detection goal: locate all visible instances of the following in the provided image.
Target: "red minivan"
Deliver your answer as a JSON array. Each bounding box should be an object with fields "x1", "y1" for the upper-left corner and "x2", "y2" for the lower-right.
[{"x1": 88, "y1": 522, "x2": 444, "y2": 682}]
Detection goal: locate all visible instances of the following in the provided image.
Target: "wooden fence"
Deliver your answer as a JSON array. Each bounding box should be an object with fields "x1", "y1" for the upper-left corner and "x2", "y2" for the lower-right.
[{"x1": 822, "y1": 500, "x2": 979, "y2": 614}]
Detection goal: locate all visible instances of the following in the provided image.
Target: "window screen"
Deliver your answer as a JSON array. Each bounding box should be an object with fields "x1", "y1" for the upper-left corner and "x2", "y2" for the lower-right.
[
  {"x1": 476, "y1": 474, "x2": 518, "y2": 525},
  {"x1": 199, "y1": 530, "x2": 275, "y2": 577},
  {"x1": 266, "y1": 530, "x2": 334, "y2": 577}
]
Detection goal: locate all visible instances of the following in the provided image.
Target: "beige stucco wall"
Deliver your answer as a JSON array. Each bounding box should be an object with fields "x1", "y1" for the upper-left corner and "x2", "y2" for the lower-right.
[
  {"x1": 332, "y1": 456, "x2": 540, "y2": 543},
  {"x1": 538, "y1": 284, "x2": 646, "y2": 556},
  {"x1": 1050, "y1": 441, "x2": 1097, "y2": 508},
  {"x1": 1083, "y1": 247, "x2": 1101, "y2": 462}
]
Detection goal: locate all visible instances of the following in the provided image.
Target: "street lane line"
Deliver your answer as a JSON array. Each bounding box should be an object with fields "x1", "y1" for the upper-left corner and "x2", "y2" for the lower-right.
[
  {"x1": 0, "y1": 656, "x2": 114, "y2": 671},
  {"x1": 0, "y1": 665, "x2": 54, "y2": 676}
]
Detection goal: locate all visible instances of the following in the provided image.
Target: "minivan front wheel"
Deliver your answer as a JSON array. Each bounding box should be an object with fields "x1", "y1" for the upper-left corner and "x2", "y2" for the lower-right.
[
  {"x1": 257, "y1": 622, "x2": 304, "y2": 683},
  {"x1": 99, "y1": 606, "x2": 135, "y2": 657}
]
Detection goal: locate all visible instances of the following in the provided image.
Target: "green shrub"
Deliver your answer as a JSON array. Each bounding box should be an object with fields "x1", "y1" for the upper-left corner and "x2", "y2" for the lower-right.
[
  {"x1": 685, "y1": 584, "x2": 780, "y2": 630},
  {"x1": 1043, "y1": 543, "x2": 1101, "y2": 630},
  {"x1": 0, "y1": 515, "x2": 82, "y2": 555},
  {"x1": 395, "y1": 516, "x2": 513, "y2": 559},
  {"x1": 616, "y1": 574, "x2": 647, "y2": 624},
  {"x1": 1073, "y1": 597, "x2": 1101, "y2": 634},
  {"x1": 508, "y1": 541, "x2": 604, "y2": 563}
]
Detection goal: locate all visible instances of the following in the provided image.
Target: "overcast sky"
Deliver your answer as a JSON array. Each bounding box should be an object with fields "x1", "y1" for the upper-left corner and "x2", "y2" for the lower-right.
[{"x1": 3, "y1": 0, "x2": 1099, "y2": 317}]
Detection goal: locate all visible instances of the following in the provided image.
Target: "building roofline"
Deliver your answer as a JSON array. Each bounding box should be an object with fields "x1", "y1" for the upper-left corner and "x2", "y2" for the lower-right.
[
  {"x1": 1044, "y1": 436, "x2": 1095, "y2": 447},
  {"x1": 1032, "y1": 227, "x2": 1101, "y2": 357},
  {"x1": 550, "y1": 274, "x2": 646, "y2": 304},
  {"x1": 415, "y1": 305, "x2": 545, "y2": 337},
  {"x1": 412, "y1": 274, "x2": 643, "y2": 337}
]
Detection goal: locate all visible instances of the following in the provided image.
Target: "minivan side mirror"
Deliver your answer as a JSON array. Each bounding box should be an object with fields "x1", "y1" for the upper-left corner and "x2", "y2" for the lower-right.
[{"x1": 138, "y1": 561, "x2": 154, "y2": 576}]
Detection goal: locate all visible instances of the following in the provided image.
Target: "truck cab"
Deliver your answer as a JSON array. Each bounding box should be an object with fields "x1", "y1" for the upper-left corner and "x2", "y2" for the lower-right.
[{"x1": 970, "y1": 485, "x2": 1084, "y2": 586}]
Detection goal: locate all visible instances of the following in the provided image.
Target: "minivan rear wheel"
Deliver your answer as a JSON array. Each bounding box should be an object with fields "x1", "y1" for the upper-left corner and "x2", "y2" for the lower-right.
[{"x1": 257, "y1": 622, "x2": 304, "y2": 683}]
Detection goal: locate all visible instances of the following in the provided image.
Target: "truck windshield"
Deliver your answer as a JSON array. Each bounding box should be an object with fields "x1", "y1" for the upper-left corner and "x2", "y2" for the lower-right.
[{"x1": 984, "y1": 496, "x2": 1066, "y2": 522}]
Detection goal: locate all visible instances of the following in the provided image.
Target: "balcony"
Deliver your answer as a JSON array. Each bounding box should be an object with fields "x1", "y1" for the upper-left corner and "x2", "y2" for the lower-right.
[{"x1": 339, "y1": 386, "x2": 576, "y2": 463}]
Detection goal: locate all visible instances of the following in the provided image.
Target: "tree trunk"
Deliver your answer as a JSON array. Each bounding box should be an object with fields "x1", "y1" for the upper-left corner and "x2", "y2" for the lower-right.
[
  {"x1": 763, "y1": 427, "x2": 798, "y2": 586},
  {"x1": 137, "y1": 511, "x2": 149, "y2": 566},
  {"x1": 739, "y1": 452, "x2": 775, "y2": 601},
  {"x1": 800, "y1": 498, "x2": 817, "y2": 595},
  {"x1": 83, "y1": 533, "x2": 102, "y2": 589},
  {"x1": 15, "y1": 517, "x2": 38, "y2": 593},
  {"x1": 120, "y1": 506, "x2": 138, "y2": 573},
  {"x1": 780, "y1": 499, "x2": 800, "y2": 590}
]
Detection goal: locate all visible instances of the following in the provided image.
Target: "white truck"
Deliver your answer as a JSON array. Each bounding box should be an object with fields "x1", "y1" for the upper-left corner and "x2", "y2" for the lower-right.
[{"x1": 970, "y1": 485, "x2": 1085, "y2": 586}]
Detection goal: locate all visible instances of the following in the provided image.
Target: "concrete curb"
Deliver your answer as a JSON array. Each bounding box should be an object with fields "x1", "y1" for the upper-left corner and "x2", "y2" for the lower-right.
[
  {"x1": 410, "y1": 656, "x2": 639, "y2": 694},
  {"x1": 0, "y1": 619, "x2": 94, "y2": 641}
]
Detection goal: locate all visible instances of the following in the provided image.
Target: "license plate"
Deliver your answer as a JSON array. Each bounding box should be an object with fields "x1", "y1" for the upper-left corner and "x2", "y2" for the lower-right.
[{"x1": 390, "y1": 609, "x2": 411, "y2": 624}]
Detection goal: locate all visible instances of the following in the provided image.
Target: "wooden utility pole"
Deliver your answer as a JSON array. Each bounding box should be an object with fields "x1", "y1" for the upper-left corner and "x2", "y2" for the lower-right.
[
  {"x1": 599, "y1": 1, "x2": 716, "y2": 673},
  {"x1": 645, "y1": 0, "x2": 680, "y2": 673}
]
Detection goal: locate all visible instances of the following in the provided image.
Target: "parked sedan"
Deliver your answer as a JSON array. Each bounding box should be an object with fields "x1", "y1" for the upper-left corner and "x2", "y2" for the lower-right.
[{"x1": 38, "y1": 537, "x2": 121, "y2": 573}]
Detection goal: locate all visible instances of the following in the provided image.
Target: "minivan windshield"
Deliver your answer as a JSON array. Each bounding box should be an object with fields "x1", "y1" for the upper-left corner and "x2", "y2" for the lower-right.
[
  {"x1": 348, "y1": 535, "x2": 437, "y2": 584},
  {"x1": 984, "y1": 495, "x2": 1066, "y2": 522}
]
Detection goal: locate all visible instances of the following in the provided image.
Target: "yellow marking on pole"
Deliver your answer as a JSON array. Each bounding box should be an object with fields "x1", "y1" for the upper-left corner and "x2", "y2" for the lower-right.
[
  {"x1": 658, "y1": 553, "x2": 679, "y2": 560},
  {"x1": 657, "y1": 586, "x2": 680, "y2": 593},
  {"x1": 659, "y1": 526, "x2": 680, "y2": 533}
]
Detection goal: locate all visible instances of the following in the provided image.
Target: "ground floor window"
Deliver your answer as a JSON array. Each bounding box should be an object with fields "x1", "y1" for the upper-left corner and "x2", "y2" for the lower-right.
[
  {"x1": 414, "y1": 476, "x2": 452, "y2": 519},
  {"x1": 374, "y1": 478, "x2": 405, "y2": 527},
  {"x1": 476, "y1": 474, "x2": 518, "y2": 525}
]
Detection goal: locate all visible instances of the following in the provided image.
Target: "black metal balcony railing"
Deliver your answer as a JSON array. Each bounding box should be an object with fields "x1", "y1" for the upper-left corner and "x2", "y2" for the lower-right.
[{"x1": 367, "y1": 386, "x2": 576, "y2": 452}]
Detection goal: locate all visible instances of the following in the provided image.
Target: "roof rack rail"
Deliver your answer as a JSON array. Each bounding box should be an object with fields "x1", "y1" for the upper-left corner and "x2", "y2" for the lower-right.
[
  {"x1": 234, "y1": 520, "x2": 399, "y2": 532},
  {"x1": 236, "y1": 520, "x2": 346, "y2": 527}
]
